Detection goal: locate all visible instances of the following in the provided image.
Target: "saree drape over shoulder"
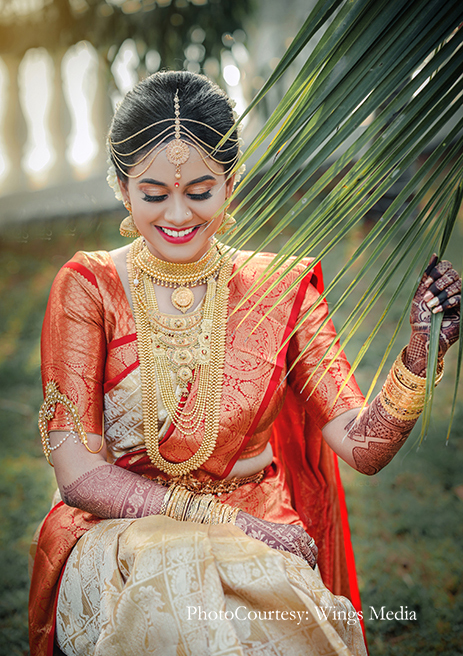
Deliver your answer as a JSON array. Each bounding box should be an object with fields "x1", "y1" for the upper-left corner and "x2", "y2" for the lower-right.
[{"x1": 29, "y1": 250, "x2": 367, "y2": 656}]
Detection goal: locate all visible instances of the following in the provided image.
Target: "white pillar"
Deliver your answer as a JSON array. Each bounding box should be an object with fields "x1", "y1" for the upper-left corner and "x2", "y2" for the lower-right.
[
  {"x1": 90, "y1": 50, "x2": 113, "y2": 175},
  {"x1": 48, "y1": 48, "x2": 73, "y2": 184},
  {"x1": 0, "y1": 54, "x2": 28, "y2": 194}
]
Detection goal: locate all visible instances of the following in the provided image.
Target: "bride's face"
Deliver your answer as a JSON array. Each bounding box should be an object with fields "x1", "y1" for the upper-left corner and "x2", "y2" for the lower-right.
[{"x1": 119, "y1": 144, "x2": 234, "y2": 263}]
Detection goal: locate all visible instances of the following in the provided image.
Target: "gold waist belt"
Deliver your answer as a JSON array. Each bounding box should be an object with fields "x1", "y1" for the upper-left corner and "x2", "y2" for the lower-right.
[{"x1": 148, "y1": 468, "x2": 267, "y2": 496}]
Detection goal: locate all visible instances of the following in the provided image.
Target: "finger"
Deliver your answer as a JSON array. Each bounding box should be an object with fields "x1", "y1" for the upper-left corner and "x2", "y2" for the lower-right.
[
  {"x1": 300, "y1": 536, "x2": 318, "y2": 568},
  {"x1": 424, "y1": 253, "x2": 438, "y2": 277},
  {"x1": 434, "y1": 294, "x2": 461, "y2": 314},
  {"x1": 426, "y1": 271, "x2": 461, "y2": 296},
  {"x1": 426, "y1": 281, "x2": 461, "y2": 310},
  {"x1": 311, "y1": 543, "x2": 319, "y2": 567},
  {"x1": 423, "y1": 259, "x2": 453, "y2": 287}
]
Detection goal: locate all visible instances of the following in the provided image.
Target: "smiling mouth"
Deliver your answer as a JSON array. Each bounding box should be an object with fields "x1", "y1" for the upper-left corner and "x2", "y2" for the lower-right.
[{"x1": 158, "y1": 226, "x2": 199, "y2": 238}]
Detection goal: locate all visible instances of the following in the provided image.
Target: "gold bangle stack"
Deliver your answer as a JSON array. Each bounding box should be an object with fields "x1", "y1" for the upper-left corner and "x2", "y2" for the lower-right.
[
  {"x1": 160, "y1": 485, "x2": 240, "y2": 525},
  {"x1": 379, "y1": 347, "x2": 444, "y2": 421}
]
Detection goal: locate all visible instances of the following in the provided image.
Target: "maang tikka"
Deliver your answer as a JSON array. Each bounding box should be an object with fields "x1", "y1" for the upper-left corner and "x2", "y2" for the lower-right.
[{"x1": 165, "y1": 91, "x2": 190, "y2": 180}]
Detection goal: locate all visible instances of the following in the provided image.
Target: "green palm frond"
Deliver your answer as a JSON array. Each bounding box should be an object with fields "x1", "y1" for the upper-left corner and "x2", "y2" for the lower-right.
[{"x1": 226, "y1": 0, "x2": 463, "y2": 430}]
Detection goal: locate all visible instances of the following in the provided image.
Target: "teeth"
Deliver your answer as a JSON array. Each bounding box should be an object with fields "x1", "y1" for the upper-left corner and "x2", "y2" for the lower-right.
[{"x1": 160, "y1": 226, "x2": 196, "y2": 238}]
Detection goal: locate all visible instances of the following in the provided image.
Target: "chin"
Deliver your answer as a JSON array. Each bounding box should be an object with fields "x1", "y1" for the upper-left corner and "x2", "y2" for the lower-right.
[{"x1": 147, "y1": 241, "x2": 212, "y2": 264}]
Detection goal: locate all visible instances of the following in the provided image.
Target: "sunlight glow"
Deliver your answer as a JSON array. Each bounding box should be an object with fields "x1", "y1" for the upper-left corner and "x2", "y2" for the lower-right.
[
  {"x1": 223, "y1": 64, "x2": 241, "y2": 87},
  {"x1": 0, "y1": 59, "x2": 8, "y2": 183},
  {"x1": 19, "y1": 48, "x2": 55, "y2": 182},
  {"x1": 111, "y1": 39, "x2": 140, "y2": 102},
  {"x1": 62, "y1": 41, "x2": 99, "y2": 174},
  {"x1": 221, "y1": 52, "x2": 247, "y2": 121}
]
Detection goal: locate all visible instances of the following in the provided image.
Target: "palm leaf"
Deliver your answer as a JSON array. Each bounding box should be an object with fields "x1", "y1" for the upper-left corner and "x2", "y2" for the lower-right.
[
  {"x1": 421, "y1": 182, "x2": 463, "y2": 440},
  {"x1": 225, "y1": 0, "x2": 463, "y2": 429}
]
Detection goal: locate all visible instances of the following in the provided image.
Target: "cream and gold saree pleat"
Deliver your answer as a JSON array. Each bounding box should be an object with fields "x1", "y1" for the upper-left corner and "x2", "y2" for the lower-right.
[{"x1": 56, "y1": 516, "x2": 366, "y2": 656}]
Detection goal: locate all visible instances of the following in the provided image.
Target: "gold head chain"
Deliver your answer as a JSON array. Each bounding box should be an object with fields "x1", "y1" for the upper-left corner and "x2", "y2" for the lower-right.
[{"x1": 109, "y1": 90, "x2": 242, "y2": 182}]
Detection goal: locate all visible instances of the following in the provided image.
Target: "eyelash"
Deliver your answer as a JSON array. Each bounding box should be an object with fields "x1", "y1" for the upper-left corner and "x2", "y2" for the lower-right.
[
  {"x1": 142, "y1": 190, "x2": 212, "y2": 203},
  {"x1": 188, "y1": 191, "x2": 212, "y2": 201}
]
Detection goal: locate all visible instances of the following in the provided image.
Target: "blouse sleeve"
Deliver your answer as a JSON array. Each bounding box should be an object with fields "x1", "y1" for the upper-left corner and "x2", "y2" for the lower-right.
[
  {"x1": 40, "y1": 254, "x2": 106, "y2": 435},
  {"x1": 286, "y1": 280, "x2": 365, "y2": 429}
]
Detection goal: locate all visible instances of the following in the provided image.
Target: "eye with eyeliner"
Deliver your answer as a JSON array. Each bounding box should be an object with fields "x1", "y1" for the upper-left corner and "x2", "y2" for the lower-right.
[
  {"x1": 142, "y1": 193, "x2": 167, "y2": 202},
  {"x1": 188, "y1": 190, "x2": 212, "y2": 201}
]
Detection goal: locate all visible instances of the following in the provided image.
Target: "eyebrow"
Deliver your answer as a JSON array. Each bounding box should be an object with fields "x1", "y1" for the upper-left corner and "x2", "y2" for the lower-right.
[{"x1": 138, "y1": 175, "x2": 216, "y2": 187}]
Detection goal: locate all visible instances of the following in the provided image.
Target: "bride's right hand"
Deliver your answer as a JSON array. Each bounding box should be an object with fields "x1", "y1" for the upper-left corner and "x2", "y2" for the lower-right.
[{"x1": 235, "y1": 511, "x2": 318, "y2": 569}]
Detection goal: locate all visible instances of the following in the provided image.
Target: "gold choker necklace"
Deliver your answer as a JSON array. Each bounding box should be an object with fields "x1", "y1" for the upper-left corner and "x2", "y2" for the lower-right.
[
  {"x1": 128, "y1": 238, "x2": 232, "y2": 476},
  {"x1": 134, "y1": 238, "x2": 223, "y2": 285},
  {"x1": 133, "y1": 238, "x2": 224, "y2": 313}
]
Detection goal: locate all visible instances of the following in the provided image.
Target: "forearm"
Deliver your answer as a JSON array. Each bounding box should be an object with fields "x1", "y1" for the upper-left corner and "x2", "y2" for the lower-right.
[
  {"x1": 62, "y1": 463, "x2": 241, "y2": 525},
  {"x1": 344, "y1": 343, "x2": 427, "y2": 474},
  {"x1": 342, "y1": 394, "x2": 417, "y2": 475},
  {"x1": 342, "y1": 256, "x2": 460, "y2": 474},
  {"x1": 62, "y1": 463, "x2": 166, "y2": 518},
  {"x1": 326, "y1": 347, "x2": 443, "y2": 476}
]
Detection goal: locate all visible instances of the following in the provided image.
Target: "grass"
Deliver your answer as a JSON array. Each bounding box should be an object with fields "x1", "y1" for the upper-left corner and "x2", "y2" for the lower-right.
[{"x1": 0, "y1": 208, "x2": 462, "y2": 655}]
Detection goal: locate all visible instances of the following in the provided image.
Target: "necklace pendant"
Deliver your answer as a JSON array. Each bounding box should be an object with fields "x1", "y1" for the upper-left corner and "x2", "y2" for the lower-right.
[{"x1": 171, "y1": 286, "x2": 195, "y2": 313}]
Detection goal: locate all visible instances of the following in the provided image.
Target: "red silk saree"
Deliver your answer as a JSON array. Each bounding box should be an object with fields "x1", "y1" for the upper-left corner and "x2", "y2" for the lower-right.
[{"x1": 30, "y1": 249, "x2": 366, "y2": 655}]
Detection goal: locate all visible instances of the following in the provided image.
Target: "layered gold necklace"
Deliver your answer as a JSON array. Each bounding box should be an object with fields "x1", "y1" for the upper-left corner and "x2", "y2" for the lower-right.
[
  {"x1": 128, "y1": 237, "x2": 232, "y2": 476},
  {"x1": 133, "y1": 239, "x2": 223, "y2": 313}
]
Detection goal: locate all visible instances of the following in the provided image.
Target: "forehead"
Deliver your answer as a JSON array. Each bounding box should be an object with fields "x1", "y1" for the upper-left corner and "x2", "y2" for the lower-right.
[{"x1": 130, "y1": 143, "x2": 226, "y2": 181}]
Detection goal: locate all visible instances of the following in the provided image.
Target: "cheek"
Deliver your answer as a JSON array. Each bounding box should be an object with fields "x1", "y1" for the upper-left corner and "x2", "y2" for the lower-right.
[{"x1": 198, "y1": 194, "x2": 227, "y2": 220}]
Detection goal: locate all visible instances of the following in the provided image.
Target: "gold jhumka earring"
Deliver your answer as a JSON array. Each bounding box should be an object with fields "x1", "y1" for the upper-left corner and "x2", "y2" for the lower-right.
[
  {"x1": 119, "y1": 201, "x2": 140, "y2": 238},
  {"x1": 216, "y1": 212, "x2": 237, "y2": 236}
]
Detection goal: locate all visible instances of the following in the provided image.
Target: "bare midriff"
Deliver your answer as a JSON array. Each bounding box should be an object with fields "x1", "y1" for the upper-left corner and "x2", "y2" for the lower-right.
[{"x1": 225, "y1": 442, "x2": 274, "y2": 480}]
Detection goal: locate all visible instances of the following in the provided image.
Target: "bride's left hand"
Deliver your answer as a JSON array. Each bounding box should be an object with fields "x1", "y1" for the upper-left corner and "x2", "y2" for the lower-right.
[
  {"x1": 235, "y1": 512, "x2": 318, "y2": 569},
  {"x1": 406, "y1": 255, "x2": 461, "y2": 375}
]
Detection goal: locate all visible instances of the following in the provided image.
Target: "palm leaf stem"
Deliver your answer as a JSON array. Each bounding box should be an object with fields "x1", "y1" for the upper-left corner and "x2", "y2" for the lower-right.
[{"x1": 422, "y1": 181, "x2": 463, "y2": 438}]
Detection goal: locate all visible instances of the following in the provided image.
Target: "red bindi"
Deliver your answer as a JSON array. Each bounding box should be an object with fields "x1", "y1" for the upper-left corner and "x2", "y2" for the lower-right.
[{"x1": 174, "y1": 182, "x2": 180, "y2": 188}]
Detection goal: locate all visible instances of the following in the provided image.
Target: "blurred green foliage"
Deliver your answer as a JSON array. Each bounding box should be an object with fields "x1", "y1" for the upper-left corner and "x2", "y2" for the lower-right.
[{"x1": 0, "y1": 210, "x2": 462, "y2": 655}]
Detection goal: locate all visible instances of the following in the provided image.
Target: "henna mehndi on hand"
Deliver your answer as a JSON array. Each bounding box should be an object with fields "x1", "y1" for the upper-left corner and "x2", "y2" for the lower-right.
[
  {"x1": 235, "y1": 512, "x2": 318, "y2": 569},
  {"x1": 62, "y1": 464, "x2": 166, "y2": 519},
  {"x1": 344, "y1": 395, "x2": 416, "y2": 475},
  {"x1": 407, "y1": 257, "x2": 461, "y2": 375}
]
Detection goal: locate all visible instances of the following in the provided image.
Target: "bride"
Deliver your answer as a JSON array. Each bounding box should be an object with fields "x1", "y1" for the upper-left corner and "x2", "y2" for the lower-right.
[{"x1": 29, "y1": 70, "x2": 460, "y2": 656}]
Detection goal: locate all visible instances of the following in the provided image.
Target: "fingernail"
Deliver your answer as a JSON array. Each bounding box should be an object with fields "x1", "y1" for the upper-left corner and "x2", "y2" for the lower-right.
[
  {"x1": 423, "y1": 291, "x2": 433, "y2": 302},
  {"x1": 432, "y1": 305, "x2": 443, "y2": 314},
  {"x1": 427, "y1": 297, "x2": 439, "y2": 308}
]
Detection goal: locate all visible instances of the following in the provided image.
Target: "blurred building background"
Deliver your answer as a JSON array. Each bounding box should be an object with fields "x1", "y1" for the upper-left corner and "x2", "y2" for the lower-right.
[{"x1": 0, "y1": 0, "x2": 319, "y2": 225}]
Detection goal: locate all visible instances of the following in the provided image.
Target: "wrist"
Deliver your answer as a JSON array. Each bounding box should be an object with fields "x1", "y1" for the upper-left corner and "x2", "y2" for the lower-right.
[{"x1": 405, "y1": 334, "x2": 428, "y2": 377}]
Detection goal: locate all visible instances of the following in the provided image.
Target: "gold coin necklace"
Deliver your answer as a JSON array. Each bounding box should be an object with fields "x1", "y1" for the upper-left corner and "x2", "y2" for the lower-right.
[
  {"x1": 134, "y1": 238, "x2": 223, "y2": 314},
  {"x1": 128, "y1": 237, "x2": 232, "y2": 476}
]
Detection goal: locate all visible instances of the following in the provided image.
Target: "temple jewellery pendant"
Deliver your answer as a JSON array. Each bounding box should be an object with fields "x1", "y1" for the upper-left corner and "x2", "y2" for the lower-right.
[{"x1": 171, "y1": 286, "x2": 195, "y2": 313}]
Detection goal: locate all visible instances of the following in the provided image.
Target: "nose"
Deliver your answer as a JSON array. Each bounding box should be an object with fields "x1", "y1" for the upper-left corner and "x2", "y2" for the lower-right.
[{"x1": 163, "y1": 193, "x2": 192, "y2": 226}]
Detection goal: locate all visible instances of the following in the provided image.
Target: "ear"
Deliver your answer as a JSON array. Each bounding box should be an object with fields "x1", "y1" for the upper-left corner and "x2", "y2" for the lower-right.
[
  {"x1": 118, "y1": 176, "x2": 130, "y2": 205},
  {"x1": 225, "y1": 174, "x2": 236, "y2": 199}
]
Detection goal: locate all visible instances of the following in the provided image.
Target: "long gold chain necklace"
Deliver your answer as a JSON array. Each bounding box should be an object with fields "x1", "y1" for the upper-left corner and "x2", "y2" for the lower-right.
[
  {"x1": 133, "y1": 238, "x2": 223, "y2": 313},
  {"x1": 128, "y1": 237, "x2": 232, "y2": 476}
]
